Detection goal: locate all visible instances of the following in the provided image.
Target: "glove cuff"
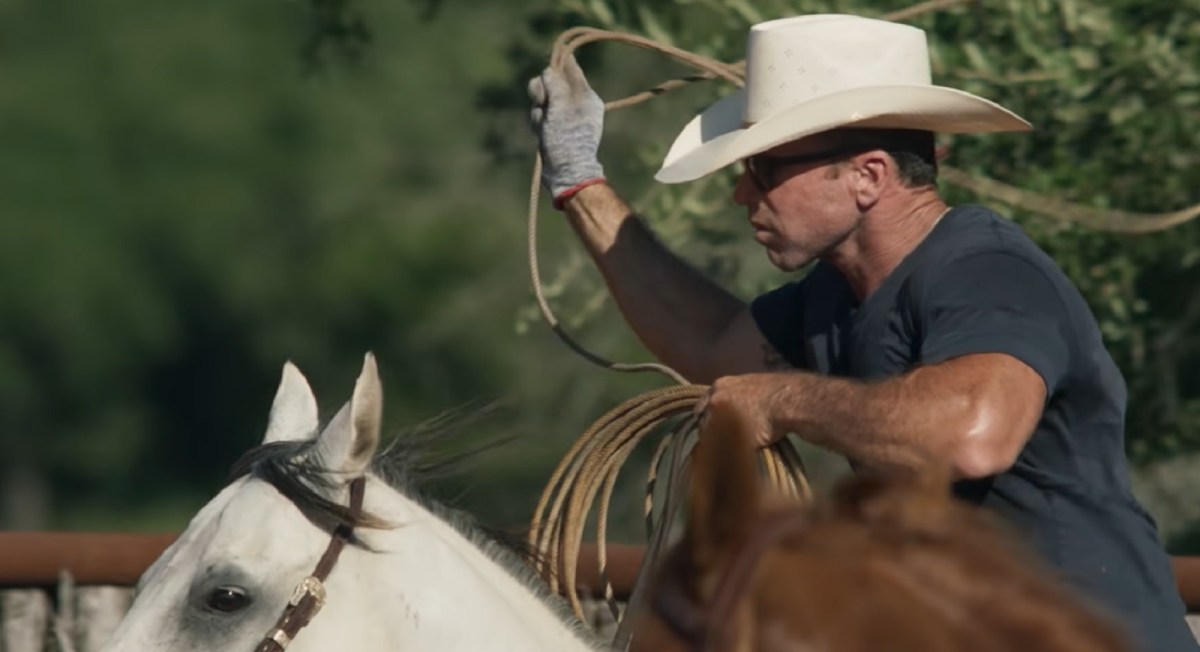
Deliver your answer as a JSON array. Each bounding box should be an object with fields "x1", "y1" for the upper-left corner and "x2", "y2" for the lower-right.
[{"x1": 553, "y1": 177, "x2": 607, "y2": 210}]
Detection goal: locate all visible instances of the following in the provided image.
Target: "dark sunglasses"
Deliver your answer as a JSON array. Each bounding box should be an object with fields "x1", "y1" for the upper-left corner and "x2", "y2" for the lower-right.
[{"x1": 742, "y1": 147, "x2": 857, "y2": 192}]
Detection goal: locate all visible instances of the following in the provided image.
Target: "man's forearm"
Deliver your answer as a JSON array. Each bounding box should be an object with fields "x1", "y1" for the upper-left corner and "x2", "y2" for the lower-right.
[
  {"x1": 702, "y1": 354, "x2": 1042, "y2": 479},
  {"x1": 768, "y1": 371, "x2": 970, "y2": 473},
  {"x1": 561, "y1": 183, "x2": 746, "y2": 382}
]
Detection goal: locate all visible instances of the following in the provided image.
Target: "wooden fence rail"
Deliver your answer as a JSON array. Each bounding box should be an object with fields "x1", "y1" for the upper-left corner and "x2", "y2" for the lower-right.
[
  {"x1": 0, "y1": 534, "x2": 176, "y2": 590},
  {"x1": 0, "y1": 532, "x2": 643, "y2": 599}
]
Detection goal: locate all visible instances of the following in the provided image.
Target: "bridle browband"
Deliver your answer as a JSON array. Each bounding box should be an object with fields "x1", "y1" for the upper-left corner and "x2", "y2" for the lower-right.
[
  {"x1": 254, "y1": 476, "x2": 366, "y2": 652},
  {"x1": 651, "y1": 508, "x2": 810, "y2": 651}
]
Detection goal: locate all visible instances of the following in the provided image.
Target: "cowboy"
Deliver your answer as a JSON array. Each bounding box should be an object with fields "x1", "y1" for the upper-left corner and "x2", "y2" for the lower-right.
[{"x1": 528, "y1": 13, "x2": 1196, "y2": 652}]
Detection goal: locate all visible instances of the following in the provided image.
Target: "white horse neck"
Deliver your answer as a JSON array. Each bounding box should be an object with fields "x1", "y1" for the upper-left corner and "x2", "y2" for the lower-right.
[{"x1": 329, "y1": 475, "x2": 602, "y2": 652}]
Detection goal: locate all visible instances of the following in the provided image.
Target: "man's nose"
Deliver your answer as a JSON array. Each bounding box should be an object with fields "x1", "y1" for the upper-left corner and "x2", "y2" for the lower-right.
[{"x1": 733, "y1": 169, "x2": 758, "y2": 206}]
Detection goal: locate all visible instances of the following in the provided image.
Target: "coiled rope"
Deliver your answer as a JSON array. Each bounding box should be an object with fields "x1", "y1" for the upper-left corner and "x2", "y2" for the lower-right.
[{"x1": 528, "y1": 384, "x2": 812, "y2": 624}]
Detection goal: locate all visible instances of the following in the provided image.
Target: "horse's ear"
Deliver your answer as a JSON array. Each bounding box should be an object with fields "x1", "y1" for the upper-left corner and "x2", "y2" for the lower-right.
[
  {"x1": 316, "y1": 353, "x2": 383, "y2": 477},
  {"x1": 684, "y1": 402, "x2": 761, "y2": 564},
  {"x1": 263, "y1": 362, "x2": 320, "y2": 444}
]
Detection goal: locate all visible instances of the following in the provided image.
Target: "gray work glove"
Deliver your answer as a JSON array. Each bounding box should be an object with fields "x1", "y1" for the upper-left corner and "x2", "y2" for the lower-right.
[{"x1": 528, "y1": 54, "x2": 606, "y2": 206}]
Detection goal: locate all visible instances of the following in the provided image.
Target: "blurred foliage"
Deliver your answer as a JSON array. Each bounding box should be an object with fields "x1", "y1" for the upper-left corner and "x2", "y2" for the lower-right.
[
  {"x1": 1, "y1": 0, "x2": 1197, "y2": 552},
  {"x1": 0, "y1": 0, "x2": 664, "y2": 535},
  {"x1": 300, "y1": 0, "x2": 372, "y2": 72}
]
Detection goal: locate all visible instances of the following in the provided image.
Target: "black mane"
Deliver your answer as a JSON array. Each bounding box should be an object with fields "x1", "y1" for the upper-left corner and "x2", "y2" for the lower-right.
[{"x1": 226, "y1": 402, "x2": 540, "y2": 560}]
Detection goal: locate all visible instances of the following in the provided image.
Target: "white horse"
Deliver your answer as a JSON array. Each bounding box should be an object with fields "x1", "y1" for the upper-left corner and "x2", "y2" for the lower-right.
[{"x1": 100, "y1": 353, "x2": 605, "y2": 652}]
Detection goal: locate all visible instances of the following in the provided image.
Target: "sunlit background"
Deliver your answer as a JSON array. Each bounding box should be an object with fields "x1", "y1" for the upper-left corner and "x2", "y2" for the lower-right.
[{"x1": 2, "y1": 0, "x2": 1198, "y2": 554}]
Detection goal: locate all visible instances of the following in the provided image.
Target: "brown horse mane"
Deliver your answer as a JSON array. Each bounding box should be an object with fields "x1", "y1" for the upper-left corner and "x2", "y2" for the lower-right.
[{"x1": 631, "y1": 403, "x2": 1135, "y2": 652}]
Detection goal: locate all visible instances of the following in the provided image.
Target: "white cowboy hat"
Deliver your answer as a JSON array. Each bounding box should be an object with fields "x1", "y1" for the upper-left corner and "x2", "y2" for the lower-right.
[{"x1": 655, "y1": 14, "x2": 1032, "y2": 184}]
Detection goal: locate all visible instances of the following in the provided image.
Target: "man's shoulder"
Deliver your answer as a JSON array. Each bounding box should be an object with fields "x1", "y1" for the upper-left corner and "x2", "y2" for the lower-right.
[
  {"x1": 933, "y1": 204, "x2": 1038, "y2": 252},
  {"x1": 915, "y1": 204, "x2": 1064, "y2": 281}
]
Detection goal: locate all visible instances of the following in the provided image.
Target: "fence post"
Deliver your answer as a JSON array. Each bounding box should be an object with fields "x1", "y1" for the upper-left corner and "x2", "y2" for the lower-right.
[
  {"x1": 54, "y1": 572, "x2": 75, "y2": 652},
  {"x1": 1, "y1": 589, "x2": 52, "y2": 652},
  {"x1": 73, "y1": 588, "x2": 129, "y2": 652}
]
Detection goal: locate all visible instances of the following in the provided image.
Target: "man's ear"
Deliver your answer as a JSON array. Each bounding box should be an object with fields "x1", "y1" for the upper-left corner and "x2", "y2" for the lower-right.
[{"x1": 850, "y1": 149, "x2": 890, "y2": 209}]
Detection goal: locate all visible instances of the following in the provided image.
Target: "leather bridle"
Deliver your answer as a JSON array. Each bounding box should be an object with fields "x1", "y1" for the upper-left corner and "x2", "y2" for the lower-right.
[
  {"x1": 651, "y1": 508, "x2": 810, "y2": 651},
  {"x1": 254, "y1": 476, "x2": 366, "y2": 652}
]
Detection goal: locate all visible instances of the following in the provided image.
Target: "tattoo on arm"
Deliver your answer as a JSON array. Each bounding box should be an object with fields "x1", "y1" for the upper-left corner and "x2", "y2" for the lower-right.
[{"x1": 762, "y1": 343, "x2": 791, "y2": 371}]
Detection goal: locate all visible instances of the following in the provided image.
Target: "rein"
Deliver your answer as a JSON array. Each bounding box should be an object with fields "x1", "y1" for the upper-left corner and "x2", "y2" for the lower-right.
[
  {"x1": 254, "y1": 476, "x2": 366, "y2": 652},
  {"x1": 652, "y1": 509, "x2": 810, "y2": 651}
]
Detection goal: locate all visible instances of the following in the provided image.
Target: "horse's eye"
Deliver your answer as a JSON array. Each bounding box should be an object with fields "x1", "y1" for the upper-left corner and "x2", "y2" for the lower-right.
[{"x1": 206, "y1": 587, "x2": 250, "y2": 613}]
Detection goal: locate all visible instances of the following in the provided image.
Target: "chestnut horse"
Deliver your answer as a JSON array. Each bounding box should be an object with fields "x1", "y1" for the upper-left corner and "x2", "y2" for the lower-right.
[{"x1": 629, "y1": 404, "x2": 1134, "y2": 652}]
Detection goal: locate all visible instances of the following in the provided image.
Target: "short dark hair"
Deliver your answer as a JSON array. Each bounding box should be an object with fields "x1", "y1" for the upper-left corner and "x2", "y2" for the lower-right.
[{"x1": 833, "y1": 128, "x2": 938, "y2": 188}]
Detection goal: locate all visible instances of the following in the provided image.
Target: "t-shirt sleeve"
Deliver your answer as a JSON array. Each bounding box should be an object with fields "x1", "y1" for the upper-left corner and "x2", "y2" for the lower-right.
[
  {"x1": 916, "y1": 251, "x2": 1071, "y2": 396},
  {"x1": 750, "y1": 281, "x2": 807, "y2": 368}
]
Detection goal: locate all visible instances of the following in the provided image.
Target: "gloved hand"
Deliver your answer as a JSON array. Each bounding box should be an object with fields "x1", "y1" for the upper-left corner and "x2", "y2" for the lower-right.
[{"x1": 528, "y1": 54, "x2": 606, "y2": 207}]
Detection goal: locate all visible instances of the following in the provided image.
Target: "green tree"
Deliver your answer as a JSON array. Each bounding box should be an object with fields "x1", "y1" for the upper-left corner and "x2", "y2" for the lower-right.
[{"x1": 0, "y1": 0, "x2": 661, "y2": 533}]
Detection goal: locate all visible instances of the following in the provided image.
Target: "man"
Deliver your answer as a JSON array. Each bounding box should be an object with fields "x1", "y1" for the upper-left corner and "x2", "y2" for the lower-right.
[{"x1": 528, "y1": 13, "x2": 1197, "y2": 651}]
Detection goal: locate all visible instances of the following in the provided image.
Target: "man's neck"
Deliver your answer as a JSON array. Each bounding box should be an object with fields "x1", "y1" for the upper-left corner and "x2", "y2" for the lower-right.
[{"x1": 825, "y1": 194, "x2": 949, "y2": 301}]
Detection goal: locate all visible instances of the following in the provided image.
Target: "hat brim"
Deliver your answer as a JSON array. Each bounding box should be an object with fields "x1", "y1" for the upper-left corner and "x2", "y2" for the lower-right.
[{"x1": 654, "y1": 85, "x2": 1032, "y2": 184}]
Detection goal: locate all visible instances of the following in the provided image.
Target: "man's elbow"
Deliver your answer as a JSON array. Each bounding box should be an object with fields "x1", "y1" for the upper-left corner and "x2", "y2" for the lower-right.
[
  {"x1": 951, "y1": 441, "x2": 1017, "y2": 479},
  {"x1": 948, "y1": 418, "x2": 1028, "y2": 480}
]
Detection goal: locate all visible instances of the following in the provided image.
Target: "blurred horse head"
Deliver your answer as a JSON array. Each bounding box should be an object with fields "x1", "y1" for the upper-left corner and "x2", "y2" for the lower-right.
[
  {"x1": 630, "y1": 402, "x2": 1134, "y2": 652},
  {"x1": 100, "y1": 354, "x2": 602, "y2": 652}
]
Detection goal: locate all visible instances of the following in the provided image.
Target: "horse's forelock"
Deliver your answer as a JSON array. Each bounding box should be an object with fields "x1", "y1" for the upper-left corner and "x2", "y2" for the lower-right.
[
  {"x1": 224, "y1": 402, "x2": 534, "y2": 564},
  {"x1": 227, "y1": 438, "x2": 387, "y2": 534}
]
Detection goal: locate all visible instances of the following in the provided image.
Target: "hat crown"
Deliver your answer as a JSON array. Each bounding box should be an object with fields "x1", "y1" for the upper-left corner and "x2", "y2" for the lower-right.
[{"x1": 743, "y1": 15, "x2": 932, "y2": 124}]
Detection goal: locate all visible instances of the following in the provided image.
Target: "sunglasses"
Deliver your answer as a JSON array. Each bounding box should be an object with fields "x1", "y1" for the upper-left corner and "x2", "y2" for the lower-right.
[{"x1": 742, "y1": 147, "x2": 858, "y2": 192}]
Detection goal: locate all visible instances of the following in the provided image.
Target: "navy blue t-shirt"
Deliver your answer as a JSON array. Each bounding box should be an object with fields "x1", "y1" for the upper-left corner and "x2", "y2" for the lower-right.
[{"x1": 750, "y1": 204, "x2": 1196, "y2": 651}]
